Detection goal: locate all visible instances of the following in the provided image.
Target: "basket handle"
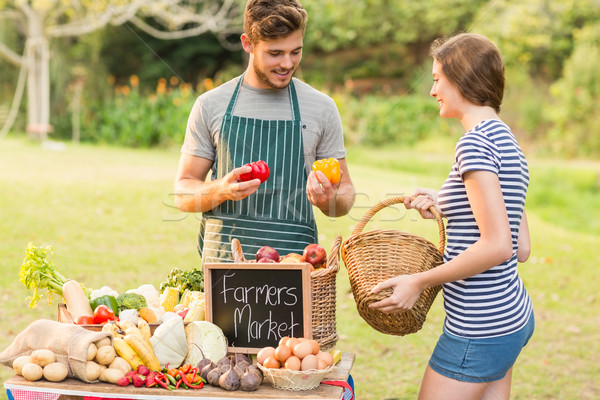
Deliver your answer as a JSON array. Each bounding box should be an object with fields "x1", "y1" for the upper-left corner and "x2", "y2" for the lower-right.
[
  {"x1": 351, "y1": 195, "x2": 446, "y2": 253},
  {"x1": 324, "y1": 234, "x2": 342, "y2": 273}
]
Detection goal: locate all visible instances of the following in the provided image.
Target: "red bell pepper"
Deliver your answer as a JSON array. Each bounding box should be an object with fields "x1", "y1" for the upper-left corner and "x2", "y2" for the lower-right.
[{"x1": 239, "y1": 160, "x2": 270, "y2": 183}]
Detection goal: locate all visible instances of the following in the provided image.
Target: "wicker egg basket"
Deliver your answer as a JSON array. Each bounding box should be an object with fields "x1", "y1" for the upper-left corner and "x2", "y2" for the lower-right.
[
  {"x1": 231, "y1": 235, "x2": 342, "y2": 350},
  {"x1": 341, "y1": 196, "x2": 446, "y2": 336},
  {"x1": 257, "y1": 364, "x2": 334, "y2": 391}
]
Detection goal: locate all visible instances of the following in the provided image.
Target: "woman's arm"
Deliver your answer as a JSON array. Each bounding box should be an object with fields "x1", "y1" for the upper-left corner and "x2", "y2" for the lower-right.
[
  {"x1": 370, "y1": 170, "x2": 514, "y2": 313},
  {"x1": 517, "y1": 210, "x2": 530, "y2": 262}
]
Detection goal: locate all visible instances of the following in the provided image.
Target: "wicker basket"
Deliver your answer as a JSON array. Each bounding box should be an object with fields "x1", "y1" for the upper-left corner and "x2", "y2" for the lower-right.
[
  {"x1": 231, "y1": 235, "x2": 342, "y2": 350},
  {"x1": 257, "y1": 364, "x2": 334, "y2": 391},
  {"x1": 341, "y1": 196, "x2": 446, "y2": 336}
]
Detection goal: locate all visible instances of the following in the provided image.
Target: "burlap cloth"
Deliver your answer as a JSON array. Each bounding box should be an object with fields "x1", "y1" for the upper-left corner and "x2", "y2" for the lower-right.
[{"x1": 0, "y1": 319, "x2": 112, "y2": 382}]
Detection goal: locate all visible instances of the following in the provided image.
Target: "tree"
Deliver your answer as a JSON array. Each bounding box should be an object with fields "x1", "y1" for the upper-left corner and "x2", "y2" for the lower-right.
[{"x1": 0, "y1": 0, "x2": 242, "y2": 140}]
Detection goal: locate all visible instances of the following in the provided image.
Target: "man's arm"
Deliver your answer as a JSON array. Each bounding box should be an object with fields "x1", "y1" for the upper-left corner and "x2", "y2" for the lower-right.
[
  {"x1": 173, "y1": 153, "x2": 260, "y2": 213},
  {"x1": 306, "y1": 158, "x2": 355, "y2": 217}
]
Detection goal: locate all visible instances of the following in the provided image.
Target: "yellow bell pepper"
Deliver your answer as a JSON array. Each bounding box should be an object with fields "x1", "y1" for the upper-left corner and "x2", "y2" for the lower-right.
[{"x1": 312, "y1": 158, "x2": 341, "y2": 184}]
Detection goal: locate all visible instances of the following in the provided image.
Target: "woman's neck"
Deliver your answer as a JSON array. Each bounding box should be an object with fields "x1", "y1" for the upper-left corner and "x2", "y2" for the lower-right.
[{"x1": 460, "y1": 105, "x2": 499, "y2": 131}]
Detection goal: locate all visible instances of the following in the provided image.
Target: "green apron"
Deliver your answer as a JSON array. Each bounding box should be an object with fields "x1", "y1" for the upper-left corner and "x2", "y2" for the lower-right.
[{"x1": 199, "y1": 77, "x2": 318, "y2": 263}]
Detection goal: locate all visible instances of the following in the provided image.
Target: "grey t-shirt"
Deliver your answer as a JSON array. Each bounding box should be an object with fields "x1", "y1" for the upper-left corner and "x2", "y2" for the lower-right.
[{"x1": 181, "y1": 76, "x2": 346, "y2": 176}]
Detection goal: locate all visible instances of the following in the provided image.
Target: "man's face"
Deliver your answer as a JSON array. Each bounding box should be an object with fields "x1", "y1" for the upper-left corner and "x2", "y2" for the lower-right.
[{"x1": 245, "y1": 30, "x2": 304, "y2": 89}]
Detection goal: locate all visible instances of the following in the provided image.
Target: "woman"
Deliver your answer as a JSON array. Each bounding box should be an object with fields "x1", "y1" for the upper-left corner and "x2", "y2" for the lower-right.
[{"x1": 370, "y1": 33, "x2": 534, "y2": 400}]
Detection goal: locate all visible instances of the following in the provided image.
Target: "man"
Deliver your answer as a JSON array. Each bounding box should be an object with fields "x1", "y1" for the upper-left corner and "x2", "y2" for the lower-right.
[{"x1": 174, "y1": 0, "x2": 355, "y2": 263}]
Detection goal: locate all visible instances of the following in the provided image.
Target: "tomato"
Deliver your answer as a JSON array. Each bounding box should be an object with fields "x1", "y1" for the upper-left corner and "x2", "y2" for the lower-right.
[
  {"x1": 74, "y1": 315, "x2": 94, "y2": 325},
  {"x1": 239, "y1": 160, "x2": 270, "y2": 183},
  {"x1": 312, "y1": 158, "x2": 341, "y2": 184},
  {"x1": 93, "y1": 304, "x2": 116, "y2": 324}
]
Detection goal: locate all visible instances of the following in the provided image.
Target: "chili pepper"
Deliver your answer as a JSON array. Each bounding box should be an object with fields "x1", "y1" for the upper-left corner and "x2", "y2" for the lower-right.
[
  {"x1": 166, "y1": 368, "x2": 179, "y2": 378},
  {"x1": 153, "y1": 373, "x2": 170, "y2": 390},
  {"x1": 238, "y1": 160, "x2": 270, "y2": 183},
  {"x1": 180, "y1": 370, "x2": 204, "y2": 389},
  {"x1": 312, "y1": 157, "x2": 341, "y2": 184},
  {"x1": 166, "y1": 373, "x2": 178, "y2": 387}
]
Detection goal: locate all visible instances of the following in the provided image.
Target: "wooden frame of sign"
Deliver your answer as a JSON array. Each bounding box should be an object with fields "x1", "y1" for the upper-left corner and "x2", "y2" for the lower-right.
[{"x1": 204, "y1": 262, "x2": 313, "y2": 354}]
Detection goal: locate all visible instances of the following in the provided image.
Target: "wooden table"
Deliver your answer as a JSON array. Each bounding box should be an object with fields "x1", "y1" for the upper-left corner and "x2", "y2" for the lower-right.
[{"x1": 5, "y1": 353, "x2": 354, "y2": 400}]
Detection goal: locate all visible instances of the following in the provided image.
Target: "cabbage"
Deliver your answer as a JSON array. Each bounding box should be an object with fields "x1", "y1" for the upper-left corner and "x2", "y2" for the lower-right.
[
  {"x1": 150, "y1": 315, "x2": 188, "y2": 368},
  {"x1": 184, "y1": 321, "x2": 228, "y2": 365}
]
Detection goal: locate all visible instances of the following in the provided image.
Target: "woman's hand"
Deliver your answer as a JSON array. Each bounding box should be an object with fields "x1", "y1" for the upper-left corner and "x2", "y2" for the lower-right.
[
  {"x1": 369, "y1": 274, "x2": 424, "y2": 314},
  {"x1": 404, "y1": 188, "x2": 443, "y2": 220}
]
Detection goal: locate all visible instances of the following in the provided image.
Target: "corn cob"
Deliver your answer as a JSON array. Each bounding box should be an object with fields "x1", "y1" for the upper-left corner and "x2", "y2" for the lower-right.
[
  {"x1": 180, "y1": 290, "x2": 204, "y2": 308},
  {"x1": 123, "y1": 333, "x2": 161, "y2": 371},
  {"x1": 183, "y1": 299, "x2": 206, "y2": 323},
  {"x1": 113, "y1": 337, "x2": 143, "y2": 370},
  {"x1": 160, "y1": 287, "x2": 179, "y2": 312}
]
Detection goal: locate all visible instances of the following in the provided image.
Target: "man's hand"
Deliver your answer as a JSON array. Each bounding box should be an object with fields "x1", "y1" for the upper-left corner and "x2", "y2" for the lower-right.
[
  {"x1": 306, "y1": 158, "x2": 355, "y2": 217},
  {"x1": 220, "y1": 164, "x2": 262, "y2": 202},
  {"x1": 306, "y1": 169, "x2": 337, "y2": 207},
  {"x1": 174, "y1": 154, "x2": 261, "y2": 213}
]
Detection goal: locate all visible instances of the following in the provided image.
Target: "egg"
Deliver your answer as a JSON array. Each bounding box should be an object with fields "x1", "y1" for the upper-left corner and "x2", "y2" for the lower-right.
[
  {"x1": 274, "y1": 344, "x2": 291, "y2": 362},
  {"x1": 263, "y1": 355, "x2": 281, "y2": 369},
  {"x1": 308, "y1": 339, "x2": 320, "y2": 355},
  {"x1": 293, "y1": 341, "x2": 314, "y2": 359},
  {"x1": 300, "y1": 354, "x2": 318, "y2": 371},
  {"x1": 257, "y1": 346, "x2": 275, "y2": 365},
  {"x1": 286, "y1": 337, "x2": 300, "y2": 351},
  {"x1": 284, "y1": 355, "x2": 301, "y2": 371},
  {"x1": 317, "y1": 359, "x2": 329, "y2": 370},
  {"x1": 316, "y1": 350, "x2": 334, "y2": 367},
  {"x1": 279, "y1": 335, "x2": 290, "y2": 347}
]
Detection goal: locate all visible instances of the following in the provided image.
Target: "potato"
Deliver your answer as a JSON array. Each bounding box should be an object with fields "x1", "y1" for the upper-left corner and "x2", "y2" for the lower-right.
[
  {"x1": 86, "y1": 360, "x2": 103, "y2": 381},
  {"x1": 95, "y1": 337, "x2": 111, "y2": 349},
  {"x1": 21, "y1": 363, "x2": 43, "y2": 381},
  {"x1": 87, "y1": 343, "x2": 98, "y2": 361},
  {"x1": 43, "y1": 362, "x2": 69, "y2": 382},
  {"x1": 12, "y1": 355, "x2": 33, "y2": 375},
  {"x1": 95, "y1": 345, "x2": 116, "y2": 366},
  {"x1": 99, "y1": 368, "x2": 125, "y2": 384},
  {"x1": 31, "y1": 349, "x2": 56, "y2": 367},
  {"x1": 108, "y1": 357, "x2": 132, "y2": 374}
]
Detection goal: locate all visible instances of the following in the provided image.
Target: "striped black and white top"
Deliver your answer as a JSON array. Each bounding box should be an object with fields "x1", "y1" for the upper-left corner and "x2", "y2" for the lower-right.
[{"x1": 437, "y1": 119, "x2": 532, "y2": 338}]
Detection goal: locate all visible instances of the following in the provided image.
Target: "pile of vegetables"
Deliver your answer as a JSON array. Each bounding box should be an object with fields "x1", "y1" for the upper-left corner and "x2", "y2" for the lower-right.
[{"x1": 159, "y1": 267, "x2": 204, "y2": 298}]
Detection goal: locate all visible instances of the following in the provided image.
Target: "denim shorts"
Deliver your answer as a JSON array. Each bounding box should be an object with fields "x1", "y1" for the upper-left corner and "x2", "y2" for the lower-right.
[{"x1": 428, "y1": 312, "x2": 535, "y2": 383}]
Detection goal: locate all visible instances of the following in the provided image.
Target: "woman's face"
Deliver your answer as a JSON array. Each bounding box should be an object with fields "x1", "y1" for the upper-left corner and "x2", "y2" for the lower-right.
[{"x1": 430, "y1": 59, "x2": 466, "y2": 119}]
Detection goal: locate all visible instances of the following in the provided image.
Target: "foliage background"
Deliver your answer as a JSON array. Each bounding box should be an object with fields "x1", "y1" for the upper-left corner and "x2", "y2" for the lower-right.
[{"x1": 1, "y1": 0, "x2": 600, "y2": 157}]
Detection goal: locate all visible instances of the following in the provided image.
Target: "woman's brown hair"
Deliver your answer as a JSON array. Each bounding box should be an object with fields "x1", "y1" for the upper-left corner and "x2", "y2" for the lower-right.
[
  {"x1": 244, "y1": 0, "x2": 307, "y2": 43},
  {"x1": 430, "y1": 33, "x2": 505, "y2": 113}
]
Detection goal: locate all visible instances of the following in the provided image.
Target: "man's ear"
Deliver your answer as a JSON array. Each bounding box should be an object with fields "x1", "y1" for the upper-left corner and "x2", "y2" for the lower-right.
[{"x1": 241, "y1": 33, "x2": 253, "y2": 53}]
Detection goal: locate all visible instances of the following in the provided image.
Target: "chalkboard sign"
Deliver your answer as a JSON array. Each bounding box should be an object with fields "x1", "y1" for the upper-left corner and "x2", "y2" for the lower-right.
[{"x1": 204, "y1": 262, "x2": 312, "y2": 353}]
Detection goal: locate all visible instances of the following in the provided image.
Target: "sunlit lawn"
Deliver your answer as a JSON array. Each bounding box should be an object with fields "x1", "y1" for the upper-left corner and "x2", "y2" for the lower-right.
[{"x1": 1, "y1": 136, "x2": 598, "y2": 399}]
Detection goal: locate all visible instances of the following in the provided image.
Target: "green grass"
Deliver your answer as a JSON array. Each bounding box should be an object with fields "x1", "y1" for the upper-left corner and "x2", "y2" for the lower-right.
[{"x1": 1, "y1": 136, "x2": 599, "y2": 399}]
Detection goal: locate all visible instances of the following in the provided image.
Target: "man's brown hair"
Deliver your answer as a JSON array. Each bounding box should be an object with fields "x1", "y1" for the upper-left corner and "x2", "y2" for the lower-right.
[
  {"x1": 244, "y1": 0, "x2": 307, "y2": 43},
  {"x1": 430, "y1": 33, "x2": 505, "y2": 113}
]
